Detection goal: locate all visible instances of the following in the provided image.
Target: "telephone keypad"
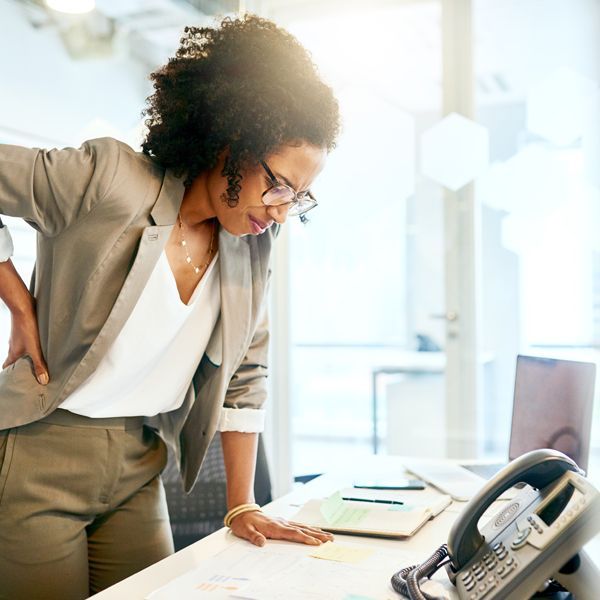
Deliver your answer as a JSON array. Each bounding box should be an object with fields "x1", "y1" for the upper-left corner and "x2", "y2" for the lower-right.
[{"x1": 460, "y1": 543, "x2": 520, "y2": 597}]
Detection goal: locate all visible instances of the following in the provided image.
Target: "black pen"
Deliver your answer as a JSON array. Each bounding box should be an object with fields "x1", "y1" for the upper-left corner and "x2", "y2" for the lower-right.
[{"x1": 341, "y1": 496, "x2": 404, "y2": 505}]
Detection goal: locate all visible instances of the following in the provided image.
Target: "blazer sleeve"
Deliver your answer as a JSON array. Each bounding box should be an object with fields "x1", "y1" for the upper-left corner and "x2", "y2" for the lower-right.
[
  {"x1": 0, "y1": 137, "x2": 120, "y2": 237},
  {"x1": 219, "y1": 271, "x2": 271, "y2": 433}
]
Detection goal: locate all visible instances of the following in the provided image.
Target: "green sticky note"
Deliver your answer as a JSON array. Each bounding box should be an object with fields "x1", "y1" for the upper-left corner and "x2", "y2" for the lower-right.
[
  {"x1": 320, "y1": 492, "x2": 368, "y2": 526},
  {"x1": 320, "y1": 491, "x2": 345, "y2": 523},
  {"x1": 388, "y1": 503, "x2": 414, "y2": 511},
  {"x1": 344, "y1": 595, "x2": 376, "y2": 600}
]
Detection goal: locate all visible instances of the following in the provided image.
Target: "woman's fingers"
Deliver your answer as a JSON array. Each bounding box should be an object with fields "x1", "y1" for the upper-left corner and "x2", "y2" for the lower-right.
[
  {"x1": 267, "y1": 522, "x2": 325, "y2": 545},
  {"x1": 30, "y1": 352, "x2": 49, "y2": 385},
  {"x1": 231, "y1": 513, "x2": 335, "y2": 547},
  {"x1": 231, "y1": 514, "x2": 267, "y2": 547},
  {"x1": 7, "y1": 307, "x2": 50, "y2": 384},
  {"x1": 1, "y1": 354, "x2": 14, "y2": 369},
  {"x1": 286, "y1": 521, "x2": 334, "y2": 540},
  {"x1": 246, "y1": 523, "x2": 267, "y2": 547}
]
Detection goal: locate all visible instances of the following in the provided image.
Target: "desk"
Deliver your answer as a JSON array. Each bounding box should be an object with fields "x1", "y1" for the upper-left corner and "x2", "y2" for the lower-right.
[{"x1": 94, "y1": 455, "x2": 600, "y2": 600}]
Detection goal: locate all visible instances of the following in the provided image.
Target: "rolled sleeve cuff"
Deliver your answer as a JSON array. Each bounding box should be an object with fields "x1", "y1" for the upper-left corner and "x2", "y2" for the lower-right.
[
  {"x1": 0, "y1": 225, "x2": 14, "y2": 262},
  {"x1": 217, "y1": 407, "x2": 266, "y2": 433}
]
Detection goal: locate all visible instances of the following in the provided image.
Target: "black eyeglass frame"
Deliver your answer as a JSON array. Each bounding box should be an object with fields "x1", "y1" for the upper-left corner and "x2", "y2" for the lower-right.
[{"x1": 260, "y1": 161, "x2": 318, "y2": 218}]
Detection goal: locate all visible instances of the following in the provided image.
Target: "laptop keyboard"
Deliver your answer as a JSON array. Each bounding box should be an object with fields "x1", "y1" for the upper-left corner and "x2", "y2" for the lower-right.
[
  {"x1": 461, "y1": 463, "x2": 505, "y2": 480},
  {"x1": 403, "y1": 460, "x2": 487, "y2": 502}
]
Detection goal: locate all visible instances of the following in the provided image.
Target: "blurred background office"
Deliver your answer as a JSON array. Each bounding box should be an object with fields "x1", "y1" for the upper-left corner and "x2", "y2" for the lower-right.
[{"x1": 1, "y1": 0, "x2": 599, "y2": 501}]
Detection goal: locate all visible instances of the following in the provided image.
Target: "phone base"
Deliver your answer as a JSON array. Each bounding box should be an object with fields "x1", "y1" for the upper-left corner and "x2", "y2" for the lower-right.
[{"x1": 552, "y1": 550, "x2": 600, "y2": 600}]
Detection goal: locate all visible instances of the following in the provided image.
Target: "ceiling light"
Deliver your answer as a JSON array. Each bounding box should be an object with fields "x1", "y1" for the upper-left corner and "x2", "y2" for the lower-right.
[{"x1": 45, "y1": 0, "x2": 96, "y2": 15}]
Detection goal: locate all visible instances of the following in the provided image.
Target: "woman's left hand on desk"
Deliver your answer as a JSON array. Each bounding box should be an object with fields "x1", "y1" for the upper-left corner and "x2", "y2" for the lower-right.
[{"x1": 230, "y1": 512, "x2": 334, "y2": 547}]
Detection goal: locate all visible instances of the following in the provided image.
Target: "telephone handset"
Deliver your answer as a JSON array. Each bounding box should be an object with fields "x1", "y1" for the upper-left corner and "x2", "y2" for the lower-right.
[
  {"x1": 391, "y1": 449, "x2": 600, "y2": 600},
  {"x1": 448, "y1": 448, "x2": 581, "y2": 570}
]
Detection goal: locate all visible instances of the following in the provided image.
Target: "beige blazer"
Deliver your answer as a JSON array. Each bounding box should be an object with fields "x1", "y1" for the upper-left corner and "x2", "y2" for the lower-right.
[{"x1": 0, "y1": 137, "x2": 276, "y2": 492}]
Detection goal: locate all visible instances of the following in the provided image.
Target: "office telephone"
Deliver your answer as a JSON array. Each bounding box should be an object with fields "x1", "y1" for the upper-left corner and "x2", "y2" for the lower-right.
[{"x1": 391, "y1": 449, "x2": 600, "y2": 599}]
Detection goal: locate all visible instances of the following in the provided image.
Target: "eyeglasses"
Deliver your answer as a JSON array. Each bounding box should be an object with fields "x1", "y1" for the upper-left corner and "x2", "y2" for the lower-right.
[{"x1": 260, "y1": 161, "x2": 318, "y2": 218}]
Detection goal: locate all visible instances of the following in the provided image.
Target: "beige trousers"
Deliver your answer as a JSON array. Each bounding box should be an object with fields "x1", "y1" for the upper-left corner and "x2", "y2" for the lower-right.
[{"x1": 0, "y1": 409, "x2": 174, "y2": 599}]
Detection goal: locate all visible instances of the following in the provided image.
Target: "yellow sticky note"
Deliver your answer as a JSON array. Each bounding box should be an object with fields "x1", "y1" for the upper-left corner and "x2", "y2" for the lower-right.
[{"x1": 309, "y1": 541, "x2": 375, "y2": 564}]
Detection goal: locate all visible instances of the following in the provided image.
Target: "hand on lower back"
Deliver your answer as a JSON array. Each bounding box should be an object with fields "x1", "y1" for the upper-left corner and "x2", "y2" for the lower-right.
[{"x1": 4, "y1": 298, "x2": 49, "y2": 385}]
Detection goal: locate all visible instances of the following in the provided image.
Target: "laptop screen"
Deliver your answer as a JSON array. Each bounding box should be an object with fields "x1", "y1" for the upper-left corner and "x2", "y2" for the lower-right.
[{"x1": 508, "y1": 355, "x2": 596, "y2": 471}]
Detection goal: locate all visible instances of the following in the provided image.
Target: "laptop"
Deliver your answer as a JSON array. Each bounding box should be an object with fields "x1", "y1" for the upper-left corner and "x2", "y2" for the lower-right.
[
  {"x1": 463, "y1": 355, "x2": 596, "y2": 478},
  {"x1": 405, "y1": 355, "x2": 596, "y2": 500}
]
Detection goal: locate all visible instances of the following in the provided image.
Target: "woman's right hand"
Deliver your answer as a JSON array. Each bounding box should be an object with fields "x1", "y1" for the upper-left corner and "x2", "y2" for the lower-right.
[
  {"x1": 4, "y1": 301, "x2": 49, "y2": 385},
  {"x1": 0, "y1": 259, "x2": 49, "y2": 384}
]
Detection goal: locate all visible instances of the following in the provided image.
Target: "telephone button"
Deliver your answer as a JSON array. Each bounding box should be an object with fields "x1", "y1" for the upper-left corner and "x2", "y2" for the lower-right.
[
  {"x1": 496, "y1": 565, "x2": 505, "y2": 576},
  {"x1": 511, "y1": 526, "x2": 531, "y2": 549}
]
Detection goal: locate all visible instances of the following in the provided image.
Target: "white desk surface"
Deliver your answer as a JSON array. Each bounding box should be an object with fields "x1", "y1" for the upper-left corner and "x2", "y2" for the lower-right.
[{"x1": 93, "y1": 455, "x2": 600, "y2": 600}]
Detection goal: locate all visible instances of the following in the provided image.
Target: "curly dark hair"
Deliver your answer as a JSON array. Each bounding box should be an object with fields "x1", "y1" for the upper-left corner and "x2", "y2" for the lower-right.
[{"x1": 142, "y1": 14, "x2": 340, "y2": 205}]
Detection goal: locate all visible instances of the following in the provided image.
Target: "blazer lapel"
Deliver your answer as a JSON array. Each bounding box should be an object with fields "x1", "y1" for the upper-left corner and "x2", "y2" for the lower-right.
[
  {"x1": 57, "y1": 169, "x2": 185, "y2": 404},
  {"x1": 215, "y1": 228, "x2": 252, "y2": 371},
  {"x1": 181, "y1": 229, "x2": 253, "y2": 485},
  {"x1": 149, "y1": 170, "x2": 186, "y2": 226}
]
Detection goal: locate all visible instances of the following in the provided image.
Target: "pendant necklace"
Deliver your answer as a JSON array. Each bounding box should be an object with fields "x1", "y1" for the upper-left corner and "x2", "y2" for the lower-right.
[{"x1": 178, "y1": 213, "x2": 216, "y2": 275}]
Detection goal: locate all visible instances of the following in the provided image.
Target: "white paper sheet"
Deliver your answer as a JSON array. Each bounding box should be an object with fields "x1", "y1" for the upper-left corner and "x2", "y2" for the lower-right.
[{"x1": 146, "y1": 540, "x2": 418, "y2": 600}]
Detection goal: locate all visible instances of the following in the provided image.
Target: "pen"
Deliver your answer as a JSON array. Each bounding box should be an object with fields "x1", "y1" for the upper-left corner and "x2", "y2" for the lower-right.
[{"x1": 341, "y1": 497, "x2": 404, "y2": 505}]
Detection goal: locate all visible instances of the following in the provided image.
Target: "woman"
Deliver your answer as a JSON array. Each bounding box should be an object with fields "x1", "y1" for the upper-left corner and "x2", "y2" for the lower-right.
[{"x1": 0, "y1": 15, "x2": 340, "y2": 599}]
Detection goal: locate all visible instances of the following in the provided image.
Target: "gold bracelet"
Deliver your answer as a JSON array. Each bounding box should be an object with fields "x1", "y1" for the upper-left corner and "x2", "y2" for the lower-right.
[
  {"x1": 224, "y1": 503, "x2": 261, "y2": 527},
  {"x1": 224, "y1": 503, "x2": 261, "y2": 528}
]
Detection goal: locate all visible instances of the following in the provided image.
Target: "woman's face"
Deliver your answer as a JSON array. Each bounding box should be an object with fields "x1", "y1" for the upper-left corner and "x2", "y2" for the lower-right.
[{"x1": 207, "y1": 142, "x2": 327, "y2": 237}]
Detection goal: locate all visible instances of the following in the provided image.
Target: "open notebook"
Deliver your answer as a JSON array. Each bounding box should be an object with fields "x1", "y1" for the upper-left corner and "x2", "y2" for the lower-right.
[{"x1": 291, "y1": 489, "x2": 451, "y2": 538}]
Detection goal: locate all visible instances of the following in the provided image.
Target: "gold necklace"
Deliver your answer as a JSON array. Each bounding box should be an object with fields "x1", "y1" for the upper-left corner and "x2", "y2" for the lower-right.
[{"x1": 178, "y1": 213, "x2": 216, "y2": 275}]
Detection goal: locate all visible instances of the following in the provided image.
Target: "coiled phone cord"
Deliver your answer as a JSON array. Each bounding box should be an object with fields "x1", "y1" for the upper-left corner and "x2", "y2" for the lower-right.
[{"x1": 390, "y1": 543, "x2": 449, "y2": 600}]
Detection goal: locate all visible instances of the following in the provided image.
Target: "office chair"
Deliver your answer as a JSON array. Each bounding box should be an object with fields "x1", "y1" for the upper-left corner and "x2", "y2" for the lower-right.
[{"x1": 161, "y1": 431, "x2": 273, "y2": 551}]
